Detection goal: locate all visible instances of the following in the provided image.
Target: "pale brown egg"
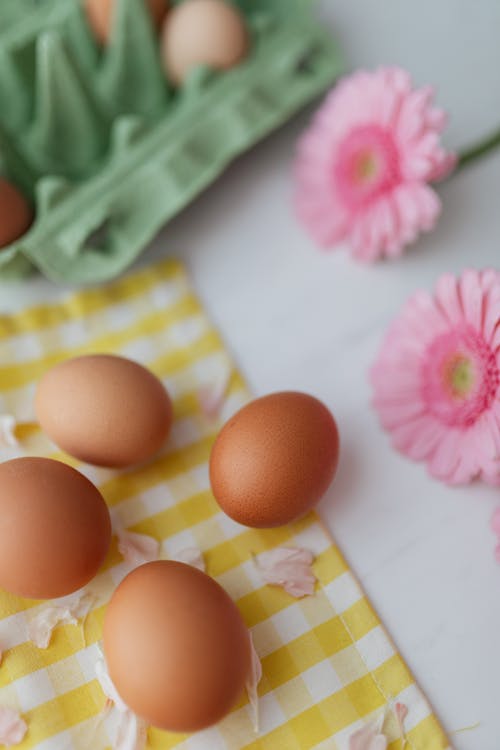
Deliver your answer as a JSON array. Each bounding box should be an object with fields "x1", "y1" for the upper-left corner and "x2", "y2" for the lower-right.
[
  {"x1": 35, "y1": 354, "x2": 173, "y2": 468},
  {"x1": 209, "y1": 392, "x2": 340, "y2": 528},
  {"x1": 161, "y1": 0, "x2": 249, "y2": 86},
  {"x1": 0, "y1": 457, "x2": 111, "y2": 599},
  {"x1": 0, "y1": 178, "x2": 33, "y2": 250},
  {"x1": 103, "y1": 561, "x2": 251, "y2": 732},
  {"x1": 84, "y1": 0, "x2": 168, "y2": 45}
]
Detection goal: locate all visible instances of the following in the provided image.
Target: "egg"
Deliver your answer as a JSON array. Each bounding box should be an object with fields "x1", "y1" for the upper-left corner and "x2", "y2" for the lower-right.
[
  {"x1": 209, "y1": 392, "x2": 340, "y2": 528},
  {"x1": 84, "y1": 0, "x2": 168, "y2": 44},
  {"x1": 161, "y1": 0, "x2": 248, "y2": 86},
  {"x1": 0, "y1": 457, "x2": 111, "y2": 599},
  {"x1": 35, "y1": 354, "x2": 173, "y2": 468},
  {"x1": 103, "y1": 561, "x2": 250, "y2": 732},
  {"x1": 0, "y1": 178, "x2": 33, "y2": 250}
]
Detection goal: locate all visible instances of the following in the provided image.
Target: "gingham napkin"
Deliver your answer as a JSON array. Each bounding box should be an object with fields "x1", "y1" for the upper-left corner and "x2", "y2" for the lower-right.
[{"x1": 0, "y1": 259, "x2": 451, "y2": 750}]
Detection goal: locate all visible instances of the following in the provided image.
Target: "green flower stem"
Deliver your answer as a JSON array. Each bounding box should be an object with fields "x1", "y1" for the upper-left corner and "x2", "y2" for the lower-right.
[{"x1": 456, "y1": 125, "x2": 500, "y2": 172}]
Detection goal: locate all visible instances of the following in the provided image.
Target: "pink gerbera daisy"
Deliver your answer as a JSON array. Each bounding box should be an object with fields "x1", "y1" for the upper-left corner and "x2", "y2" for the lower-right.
[
  {"x1": 371, "y1": 270, "x2": 500, "y2": 485},
  {"x1": 294, "y1": 67, "x2": 456, "y2": 261}
]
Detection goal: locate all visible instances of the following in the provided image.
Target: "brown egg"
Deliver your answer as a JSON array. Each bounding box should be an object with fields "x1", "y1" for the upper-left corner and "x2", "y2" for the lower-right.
[
  {"x1": 35, "y1": 354, "x2": 173, "y2": 468},
  {"x1": 103, "y1": 561, "x2": 250, "y2": 732},
  {"x1": 209, "y1": 392, "x2": 340, "y2": 528},
  {"x1": 0, "y1": 178, "x2": 33, "y2": 250},
  {"x1": 0, "y1": 457, "x2": 111, "y2": 599},
  {"x1": 161, "y1": 0, "x2": 249, "y2": 86},
  {"x1": 84, "y1": 0, "x2": 168, "y2": 44}
]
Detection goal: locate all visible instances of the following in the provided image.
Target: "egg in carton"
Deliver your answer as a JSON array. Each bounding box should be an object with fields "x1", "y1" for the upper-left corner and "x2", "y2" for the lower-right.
[{"x1": 0, "y1": 0, "x2": 343, "y2": 283}]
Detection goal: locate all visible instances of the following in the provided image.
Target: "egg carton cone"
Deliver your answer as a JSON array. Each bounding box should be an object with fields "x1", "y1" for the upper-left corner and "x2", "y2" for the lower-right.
[{"x1": 0, "y1": 0, "x2": 343, "y2": 283}]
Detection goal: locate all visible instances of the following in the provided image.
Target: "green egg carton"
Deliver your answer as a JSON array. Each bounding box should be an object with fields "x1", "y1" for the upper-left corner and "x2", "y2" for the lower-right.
[{"x1": 0, "y1": 0, "x2": 343, "y2": 283}]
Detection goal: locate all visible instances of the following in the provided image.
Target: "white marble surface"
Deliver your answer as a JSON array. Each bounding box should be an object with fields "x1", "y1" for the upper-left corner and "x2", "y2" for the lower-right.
[{"x1": 1, "y1": 1, "x2": 500, "y2": 747}]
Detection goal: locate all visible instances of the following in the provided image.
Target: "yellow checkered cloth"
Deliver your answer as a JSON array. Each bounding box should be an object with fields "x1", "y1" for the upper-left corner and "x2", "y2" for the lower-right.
[{"x1": 0, "y1": 259, "x2": 450, "y2": 750}]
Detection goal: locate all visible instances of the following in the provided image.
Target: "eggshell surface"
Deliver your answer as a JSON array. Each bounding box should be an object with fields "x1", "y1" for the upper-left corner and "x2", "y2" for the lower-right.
[
  {"x1": 35, "y1": 354, "x2": 173, "y2": 468},
  {"x1": 0, "y1": 179, "x2": 33, "y2": 249},
  {"x1": 84, "y1": 0, "x2": 168, "y2": 44},
  {"x1": 209, "y1": 391, "x2": 340, "y2": 528},
  {"x1": 0, "y1": 457, "x2": 111, "y2": 599},
  {"x1": 161, "y1": 0, "x2": 249, "y2": 85},
  {"x1": 103, "y1": 561, "x2": 251, "y2": 732}
]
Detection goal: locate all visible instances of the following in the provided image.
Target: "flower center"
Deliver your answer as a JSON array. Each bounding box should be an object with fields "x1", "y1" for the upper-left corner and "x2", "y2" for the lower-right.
[
  {"x1": 446, "y1": 356, "x2": 474, "y2": 397},
  {"x1": 355, "y1": 151, "x2": 379, "y2": 181},
  {"x1": 333, "y1": 125, "x2": 401, "y2": 210},
  {"x1": 421, "y1": 327, "x2": 499, "y2": 428}
]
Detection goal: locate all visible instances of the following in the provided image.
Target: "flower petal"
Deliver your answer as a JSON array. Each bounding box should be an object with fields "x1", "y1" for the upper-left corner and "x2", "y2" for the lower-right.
[
  {"x1": 483, "y1": 290, "x2": 500, "y2": 345},
  {"x1": 425, "y1": 428, "x2": 461, "y2": 478},
  {"x1": 197, "y1": 362, "x2": 232, "y2": 419},
  {"x1": 430, "y1": 430, "x2": 478, "y2": 485},
  {"x1": 245, "y1": 633, "x2": 262, "y2": 733},
  {"x1": 394, "y1": 702, "x2": 408, "y2": 743},
  {"x1": 28, "y1": 592, "x2": 95, "y2": 649},
  {"x1": 96, "y1": 658, "x2": 148, "y2": 750},
  {"x1": 117, "y1": 531, "x2": 160, "y2": 567},
  {"x1": 434, "y1": 273, "x2": 464, "y2": 326},
  {"x1": 349, "y1": 719, "x2": 388, "y2": 750},
  {"x1": 0, "y1": 417, "x2": 18, "y2": 448},
  {"x1": 458, "y1": 269, "x2": 485, "y2": 332},
  {"x1": 254, "y1": 548, "x2": 316, "y2": 598},
  {"x1": 0, "y1": 707, "x2": 27, "y2": 747},
  {"x1": 391, "y1": 416, "x2": 445, "y2": 459},
  {"x1": 115, "y1": 711, "x2": 148, "y2": 750},
  {"x1": 96, "y1": 657, "x2": 128, "y2": 713}
]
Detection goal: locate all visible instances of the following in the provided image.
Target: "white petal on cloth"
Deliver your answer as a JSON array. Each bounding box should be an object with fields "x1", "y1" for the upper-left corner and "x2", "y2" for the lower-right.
[
  {"x1": 349, "y1": 715, "x2": 388, "y2": 750},
  {"x1": 96, "y1": 658, "x2": 148, "y2": 750},
  {"x1": 117, "y1": 531, "x2": 160, "y2": 567},
  {"x1": 245, "y1": 633, "x2": 263, "y2": 733},
  {"x1": 394, "y1": 702, "x2": 408, "y2": 742},
  {"x1": 197, "y1": 362, "x2": 232, "y2": 419},
  {"x1": 95, "y1": 658, "x2": 128, "y2": 713},
  {"x1": 115, "y1": 712, "x2": 148, "y2": 750},
  {"x1": 28, "y1": 592, "x2": 95, "y2": 649},
  {"x1": 171, "y1": 547, "x2": 206, "y2": 572},
  {"x1": 0, "y1": 706, "x2": 28, "y2": 747},
  {"x1": 0, "y1": 416, "x2": 19, "y2": 448},
  {"x1": 254, "y1": 547, "x2": 316, "y2": 597}
]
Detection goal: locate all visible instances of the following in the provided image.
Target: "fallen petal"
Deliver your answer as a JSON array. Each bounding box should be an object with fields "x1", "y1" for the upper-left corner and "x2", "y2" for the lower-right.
[
  {"x1": 245, "y1": 632, "x2": 263, "y2": 733},
  {"x1": 96, "y1": 657, "x2": 128, "y2": 713},
  {"x1": 349, "y1": 721, "x2": 388, "y2": 750},
  {"x1": 254, "y1": 547, "x2": 316, "y2": 597},
  {"x1": 115, "y1": 711, "x2": 148, "y2": 750},
  {"x1": 394, "y1": 702, "x2": 409, "y2": 741},
  {"x1": 0, "y1": 707, "x2": 27, "y2": 747},
  {"x1": 96, "y1": 658, "x2": 148, "y2": 750},
  {"x1": 197, "y1": 364, "x2": 232, "y2": 419},
  {"x1": 0, "y1": 416, "x2": 18, "y2": 448},
  {"x1": 28, "y1": 608, "x2": 77, "y2": 649},
  {"x1": 28, "y1": 592, "x2": 95, "y2": 649},
  {"x1": 69, "y1": 591, "x2": 95, "y2": 621},
  {"x1": 117, "y1": 531, "x2": 160, "y2": 567},
  {"x1": 172, "y1": 547, "x2": 205, "y2": 572}
]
